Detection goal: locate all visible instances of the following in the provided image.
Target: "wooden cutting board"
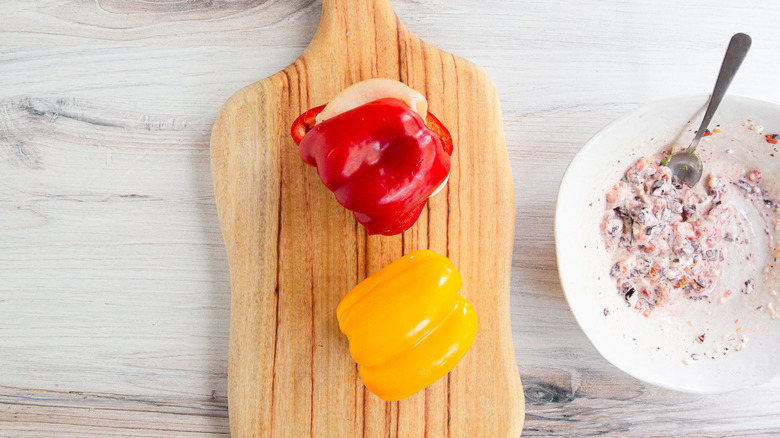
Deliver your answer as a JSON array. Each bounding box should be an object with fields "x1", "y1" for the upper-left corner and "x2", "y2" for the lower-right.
[{"x1": 210, "y1": 0, "x2": 524, "y2": 436}]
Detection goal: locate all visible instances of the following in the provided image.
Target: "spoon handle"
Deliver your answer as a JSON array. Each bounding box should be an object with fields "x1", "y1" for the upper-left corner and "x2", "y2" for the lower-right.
[{"x1": 687, "y1": 33, "x2": 752, "y2": 153}]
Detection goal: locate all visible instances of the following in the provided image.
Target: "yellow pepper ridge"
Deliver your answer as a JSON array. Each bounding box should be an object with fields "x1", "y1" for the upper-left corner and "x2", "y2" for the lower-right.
[{"x1": 337, "y1": 249, "x2": 478, "y2": 401}]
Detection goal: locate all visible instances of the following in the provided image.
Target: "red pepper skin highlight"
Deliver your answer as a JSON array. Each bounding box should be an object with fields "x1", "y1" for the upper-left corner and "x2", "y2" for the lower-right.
[{"x1": 294, "y1": 98, "x2": 451, "y2": 236}]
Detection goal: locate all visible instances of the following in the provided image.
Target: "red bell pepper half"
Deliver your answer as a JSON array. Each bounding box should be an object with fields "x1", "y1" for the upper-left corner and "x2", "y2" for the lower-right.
[{"x1": 291, "y1": 97, "x2": 453, "y2": 236}]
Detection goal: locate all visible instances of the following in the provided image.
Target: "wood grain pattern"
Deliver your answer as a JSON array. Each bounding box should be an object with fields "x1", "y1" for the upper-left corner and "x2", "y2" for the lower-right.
[
  {"x1": 3, "y1": 0, "x2": 780, "y2": 436},
  {"x1": 209, "y1": 0, "x2": 523, "y2": 436}
]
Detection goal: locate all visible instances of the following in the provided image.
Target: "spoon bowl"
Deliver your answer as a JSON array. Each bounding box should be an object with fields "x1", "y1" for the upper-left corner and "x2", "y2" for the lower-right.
[
  {"x1": 663, "y1": 150, "x2": 703, "y2": 187},
  {"x1": 664, "y1": 32, "x2": 751, "y2": 187}
]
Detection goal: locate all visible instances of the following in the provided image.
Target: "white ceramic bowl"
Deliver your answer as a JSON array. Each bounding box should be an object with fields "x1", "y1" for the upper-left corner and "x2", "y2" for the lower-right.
[{"x1": 556, "y1": 95, "x2": 780, "y2": 393}]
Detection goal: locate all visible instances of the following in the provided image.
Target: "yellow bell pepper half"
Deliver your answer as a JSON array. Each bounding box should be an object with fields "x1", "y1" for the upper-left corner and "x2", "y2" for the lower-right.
[{"x1": 336, "y1": 249, "x2": 478, "y2": 401}]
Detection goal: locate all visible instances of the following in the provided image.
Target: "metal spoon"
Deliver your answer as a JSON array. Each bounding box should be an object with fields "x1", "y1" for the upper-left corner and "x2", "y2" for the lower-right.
[{"x1": 664, "y1": 33, "x2": 752, "y2": 187}]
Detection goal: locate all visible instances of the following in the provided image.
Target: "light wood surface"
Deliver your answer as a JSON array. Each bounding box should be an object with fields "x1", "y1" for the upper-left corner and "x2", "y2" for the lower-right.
[
  {"x1": 210, "y1": 0, "x2": 522, "y2": 436},
  {"x1": 3, "y1": 0, "x2": 780, "y2": 436}
]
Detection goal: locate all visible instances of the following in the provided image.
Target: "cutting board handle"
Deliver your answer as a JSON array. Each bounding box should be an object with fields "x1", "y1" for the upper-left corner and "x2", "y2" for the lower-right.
[
  {"x1": 321, "y1": 0, "x2": 394, "y2": 21},
  {"x1": 316, "y1": 0, "x2": 398, "y2": 41}
]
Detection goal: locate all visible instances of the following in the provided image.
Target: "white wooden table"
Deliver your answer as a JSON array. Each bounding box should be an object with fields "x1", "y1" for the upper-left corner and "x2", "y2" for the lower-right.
[{"x1": 3, "y1": 1, "x2": 780, "y2": 436}]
